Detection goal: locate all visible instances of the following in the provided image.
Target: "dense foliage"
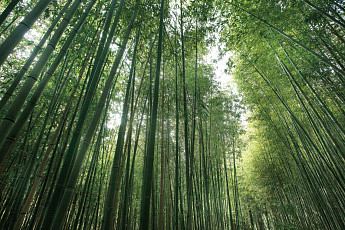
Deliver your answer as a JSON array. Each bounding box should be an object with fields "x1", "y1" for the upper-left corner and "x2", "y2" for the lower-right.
[
  {"x1": 0, "y1": 0, "x2": 344, "y2": 229},
  {"x1": 218, "y1": 0, "x2": 345, "y2": 229}
]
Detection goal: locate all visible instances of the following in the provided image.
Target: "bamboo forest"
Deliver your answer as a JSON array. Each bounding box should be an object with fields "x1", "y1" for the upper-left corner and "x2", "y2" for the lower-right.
[{"x1": 0, "y1": 0, "x2": 345, "y2": 229}]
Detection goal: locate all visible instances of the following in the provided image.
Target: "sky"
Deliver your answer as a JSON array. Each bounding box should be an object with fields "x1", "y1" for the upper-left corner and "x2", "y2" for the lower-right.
[{"x1": 206, "y1": 44, "x2": 237, "y2": 93}]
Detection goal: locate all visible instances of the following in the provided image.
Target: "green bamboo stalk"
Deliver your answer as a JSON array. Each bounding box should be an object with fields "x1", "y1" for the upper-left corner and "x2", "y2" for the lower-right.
[
  {"x1": 40, "y1": 5, "x2": 126, "y2": 220},
  {"x1": 120, "y1": 22, "x2": 143, "y2": 230},
  {"x1": 14, "y1": 48, "x2": 93, "y2": 229},
  {"x1": 0, "y1": 0, "x2": 95, "y2": 168},
  {"x1": 0, "y1": 0, "x2": 83, "y2": 151},
  {"x1": 229, "y1": 2, "x2": 345, "y2": 78},
  {"x1": 0, "y1": 0, "x2": 21, "y2": 27},
  {"x1": 174, "y1": 16, "x2": 179, "y2": 230},
  {"x1": 101, "y1": 10, "x2": 140, "y2": 229},
  {"x1": 179, "y1": 1, "x2": 192, "y2": 228},
  {"x1": 73, "y1": 96, "x2": 110, "y2": 230},
  {"x1": 139, "y1": 0, "x2": 164, "y2": 228},
  {"x1": 7, "y1": 54, "x2": 73, "y2": 230},
  {"x1": 52, "y1": 8, "x2": 138, "y2": 229},
  {"x1": 0, "y1": 0, "x2": 73, "y2": 113},
  {"x1": 158, "y1": 60, "x2": 165, "y2": 230},
  {"x1": 0, "y1": 0, "x2": 54, "y2": 67},
  {"x1": 120, "y1": 88, "x2": 135, "y2": 230},
  {"x1": 223, "y1": 149, "x2": 234, "y2": 230},
  {"x1": 302, "y1": 0, "x2": 345, "y2": 29}
]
